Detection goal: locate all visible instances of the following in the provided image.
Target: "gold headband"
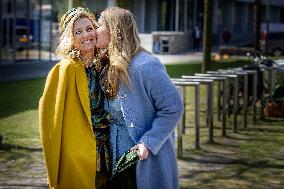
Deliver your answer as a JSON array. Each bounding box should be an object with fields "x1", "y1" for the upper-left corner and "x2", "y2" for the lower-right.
[{"x1": 60, "y1": 7, "x2": 97, "y2": 34}]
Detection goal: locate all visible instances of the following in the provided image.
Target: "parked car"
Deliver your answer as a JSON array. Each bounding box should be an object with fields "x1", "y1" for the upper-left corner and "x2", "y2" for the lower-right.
[
  {"x1": 15, "y1": 26, "x2": 33, "y2": 51},
  {"x1": 260, "y1": 31, "x2": 284, "y2": 56},
  {"x1": 1, "y1": 26, "x2": 33, "y2": 51}
]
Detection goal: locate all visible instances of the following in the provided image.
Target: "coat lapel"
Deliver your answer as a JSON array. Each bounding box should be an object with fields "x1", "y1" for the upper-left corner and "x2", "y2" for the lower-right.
[{"x1": 74, "y1": 60, "x2": 92, "y2": 126}]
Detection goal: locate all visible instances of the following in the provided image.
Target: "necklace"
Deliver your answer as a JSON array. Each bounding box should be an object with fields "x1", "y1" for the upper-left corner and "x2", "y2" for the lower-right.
[
  {"x1": 80, "y1": 51, "x2": 95, "y2": 68},
  {"x1": 81, "y1": 57, "x2": 95, "y2": 68}
]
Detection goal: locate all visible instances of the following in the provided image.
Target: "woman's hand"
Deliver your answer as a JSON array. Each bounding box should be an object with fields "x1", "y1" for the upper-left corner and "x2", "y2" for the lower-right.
[{"x1": 130, "y1": 143, "x2": 149, "y2": 160}]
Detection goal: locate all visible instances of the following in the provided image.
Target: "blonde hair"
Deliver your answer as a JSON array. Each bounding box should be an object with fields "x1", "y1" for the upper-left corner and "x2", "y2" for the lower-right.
[
  {"x1": 100, "y1": 7, "x2": 141, "y2": 88},
  {"x1": 55, "y1": 7, "x2": 98, "y2": 59}
]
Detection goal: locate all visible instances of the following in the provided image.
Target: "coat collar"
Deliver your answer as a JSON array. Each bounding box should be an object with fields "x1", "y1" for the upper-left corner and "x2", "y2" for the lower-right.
[{"x1": 74, "y1": 59, "x2": 92, "y2": 126}]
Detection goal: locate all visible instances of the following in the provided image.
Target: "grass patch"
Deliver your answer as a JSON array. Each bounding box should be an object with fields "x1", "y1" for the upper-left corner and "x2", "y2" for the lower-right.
[
  {"x1": 1, "y1": 60, "x2": 284, "y2": 188},
  {"x1": 178, "y1": 85, "x2": 284, "y2": 189},
  {"x1": 0, "y1": 79, "x2": 45, "y2": 148},
  {"x1": 0, "y1": 79, "x2": 45, "y2": 118}
]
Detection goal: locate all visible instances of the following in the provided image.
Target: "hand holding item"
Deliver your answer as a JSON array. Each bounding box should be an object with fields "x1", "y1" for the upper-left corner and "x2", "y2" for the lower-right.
[{"x1": 130, "y1": 143, "x2": 149, "y2": 160}]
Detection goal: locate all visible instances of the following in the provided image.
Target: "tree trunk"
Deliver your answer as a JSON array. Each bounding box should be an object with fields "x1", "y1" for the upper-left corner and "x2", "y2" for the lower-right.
[
  {"x1": 117, "y1": 0, "x2": 128, "y2": 8},
  {"x1": 202, "y1": 0, "x2": 212, "y2": 73},
  {"x1": 56, "y1": 0, "x2": 84, "y2": 20},
  {"x1": 73, "y1": 0, "x2": 84, "y2": 8},
  {"x1": 253, "y1": 0, "x2": 262, "y2": 51}
]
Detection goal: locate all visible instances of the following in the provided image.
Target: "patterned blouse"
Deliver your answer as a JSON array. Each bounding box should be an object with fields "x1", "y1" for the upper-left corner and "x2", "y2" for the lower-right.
[
  {"x1": 104, "y1": 96, "x2": 135, "y2": 173},
  {"x1": 85, "y1": 65, "x2": 110, "y2": 189}
]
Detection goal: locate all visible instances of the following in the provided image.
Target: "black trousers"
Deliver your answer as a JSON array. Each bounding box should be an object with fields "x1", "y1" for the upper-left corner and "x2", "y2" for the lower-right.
[{"x1": 108, "y1": 164, "x2": 137, "y2": 189}]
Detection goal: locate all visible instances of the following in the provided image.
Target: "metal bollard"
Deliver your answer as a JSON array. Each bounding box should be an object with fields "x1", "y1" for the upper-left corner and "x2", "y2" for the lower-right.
[
  {"x1": 172, "y1": 80, "x2": 201, "y2": 150},
  {"x1": 176, "y1": 77, "x2": 214, "y2": 143},
  {"x1": 218, "y1": 70, "x2": 249, "y2": 128},
  {"x1": 193, "y1": 74, "x2": 229, "y2": 137},
  {"x1": 206, "y1": 71, "x2": 239, "y2": 132}
]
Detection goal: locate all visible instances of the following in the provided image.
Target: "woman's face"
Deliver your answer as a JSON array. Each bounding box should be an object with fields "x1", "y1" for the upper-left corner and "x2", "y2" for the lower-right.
[
  {"x1": 73, "y1": 17, "x2": 97, "y2": 53},
  {"x1": 95, "y1": 20, "x2": 111, "y2": 48}
]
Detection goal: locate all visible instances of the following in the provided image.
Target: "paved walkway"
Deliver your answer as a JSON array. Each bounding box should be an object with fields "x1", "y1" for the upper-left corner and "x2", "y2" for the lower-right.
[
  {"x1": 156, "y1": 52, "x2": 203, "y2": 64},
  {"x1": 0, "y1": 60, "x2": 56, "y2": 82},
  {"x1": 0, "y1": 52, "x2": 203, "y2": 82}
]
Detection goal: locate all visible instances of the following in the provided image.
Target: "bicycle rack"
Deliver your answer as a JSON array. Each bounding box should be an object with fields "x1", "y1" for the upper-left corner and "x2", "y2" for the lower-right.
[
  {"x1": 204, "y1": 72, "x2": 239, "y2": 133},
  {"x1": 191, "y1": 74, "x2": 229, "y2": 137},
  {"x1": 217, "y1": 70, "x2": 249, "y2": 129},
  {"x1": 171, "y1": 80, "x2": 201, "y2": 156},
  {"x1": 230, "y1": 68, "x2": 258, "y2": 124},
  {"x1": 174, "y1": 77, "x2": 214, "y2": 144}
]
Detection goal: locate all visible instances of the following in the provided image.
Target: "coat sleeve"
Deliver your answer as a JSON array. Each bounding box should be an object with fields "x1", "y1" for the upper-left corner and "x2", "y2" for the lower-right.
[
  {"x1": 137, "y1": 57, "x2": 184, "y2": 155},
  {"x1": 39, "y1": 62, "x2": 69, "y2": 187}
]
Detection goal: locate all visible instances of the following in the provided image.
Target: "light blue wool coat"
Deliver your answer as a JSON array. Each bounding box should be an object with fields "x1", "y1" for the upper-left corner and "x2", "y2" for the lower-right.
[{"x1": 117, "y1": 51, "x2": 184, "y2": 189}]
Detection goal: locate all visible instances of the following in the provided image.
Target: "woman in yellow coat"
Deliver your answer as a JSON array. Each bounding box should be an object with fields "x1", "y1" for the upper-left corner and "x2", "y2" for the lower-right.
[{"x1": 39, "y1": 7, "x2": 110, "y2": 189}]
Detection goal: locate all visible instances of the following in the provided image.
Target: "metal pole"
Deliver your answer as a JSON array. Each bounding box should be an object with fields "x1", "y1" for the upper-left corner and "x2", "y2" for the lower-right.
[
  {"x1": 184, "y1": 0, "x2": 188, "y2": 31},
  {"x1": 68, "y1": 0, "x2": 73, "y2": 10},
  {"x1": 206, "y1": 83, "x2": 210, "y2": 127},
  {"x1": 269, "y1": 68, "x2": 273, "y2": 97},
  {"x1": 193, "y1": 0, "x2": 198, "y2": 27},
  {"x1": 183, "y1": 87, "x2": 187, "y2": 134},
  {"x1": 175, "y1": 0, "x2": 179, "y2": 31},
  {"x1": 243, "y1": 73, "x2": 248, "y2": 128},
  {"x1": 208, "y1": 82, "x2": 214, "y2": 143},
  {"x1": 261, "y1": 70, "x2": 265, "y2": 120},
  {"x1": 12, "y1": 0, "x2": 16, "y2": 62},
  {"x1": 49, "y1": 0, "x2": 53, "y2": 61},
  {"x1": 233, "y1": 76, "x2": 238, "y2": 133},
  {"x1": 6, "y1": 12, "x2": 10, "y2": 60},
  {"x1": 222, "y1": 79, "x2": 228, "y2": 137},
  {"x1": 253, "y1": 71, "x2": 257, "y2": 124},
  {"x1": 0, "y1": 0, "x2": 2, "y2": 64},
  {"x1": 244, "y1": 70, "x2": 257, "y2": 124},
  {"x1": 217, "y1": 81, "x2": 221, "y2": 121},
  {"x1": 193, "y1": 74, "x2": 228, "y2": 137},
  {"x1": 177, "y1": 86, "x2": 184, "y2": 158},
  {"x1": 265, "y1": 0, "x2": 270, "y2": 54},
  {"x1": 27, "y1": 0, "x2": 30, "y2": 60},
  {"x1": 172, "y1": 81, "x2": 201, "y2": 149},
  {"x1": 227, "y1": 79, "x2": 232, "y2": 118},
  {"x1": 39, "y1": 0, "x2": 42, "y2": 60},
  {"x1": 178, "y1": 110, "x2": 184, "y2": 158},
  {"x1": 195, "y1": 84, "x2": 200, "y2": 149},
  {"x1": 175, "y1": 78, "x2": 213, "y2": 130}
]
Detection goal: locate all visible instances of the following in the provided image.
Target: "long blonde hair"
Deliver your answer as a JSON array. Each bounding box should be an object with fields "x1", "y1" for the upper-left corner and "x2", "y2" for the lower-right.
[
  {"x1": 55, "y1": 7, "x2": 98, "y2": 59},
  {"x1": 100, "y1": 7, "x2": 141, "y2": 88}
]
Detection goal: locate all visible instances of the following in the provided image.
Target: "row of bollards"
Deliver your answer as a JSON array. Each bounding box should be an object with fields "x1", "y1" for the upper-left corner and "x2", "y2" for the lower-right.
[{"x1": 173, "y1": 68, "x2": 261, "y2": 158}]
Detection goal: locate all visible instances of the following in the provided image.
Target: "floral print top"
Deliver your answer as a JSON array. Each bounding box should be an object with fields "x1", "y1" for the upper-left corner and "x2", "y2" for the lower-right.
[{"x1": 85, "y1": 65, "x2": 110, "y2": 189}]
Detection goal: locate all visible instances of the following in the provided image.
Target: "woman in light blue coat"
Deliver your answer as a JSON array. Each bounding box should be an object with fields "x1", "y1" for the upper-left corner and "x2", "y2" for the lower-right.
[{"x1": 95, "y1": 7, "x2": 184, "y2": 189}]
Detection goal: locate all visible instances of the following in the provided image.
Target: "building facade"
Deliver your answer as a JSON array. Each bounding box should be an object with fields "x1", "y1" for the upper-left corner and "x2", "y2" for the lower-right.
[
  {"x1": 85, "y1": 0, "x2": 284, "y2": 46},
  {"x1": 0, "y1": 0, "x2": 55, "y2": 62},
  {"x1": 1, "y1": 0, "x2": 284, "y2": 63}
]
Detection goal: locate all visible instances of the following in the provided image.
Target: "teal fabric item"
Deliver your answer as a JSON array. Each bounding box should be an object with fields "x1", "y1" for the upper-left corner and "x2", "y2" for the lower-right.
[{"x1": 104, "y1": 96, "x2": 135, "y2": 172}]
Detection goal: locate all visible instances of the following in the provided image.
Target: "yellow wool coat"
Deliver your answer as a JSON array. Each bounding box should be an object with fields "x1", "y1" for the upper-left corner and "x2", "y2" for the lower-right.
[{"x1": 39, "y1": 58, "x2": 97, "y2": 189}]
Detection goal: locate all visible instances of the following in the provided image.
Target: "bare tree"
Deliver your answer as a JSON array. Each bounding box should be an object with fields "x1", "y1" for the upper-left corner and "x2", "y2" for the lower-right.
[
  {"x1": 254, "y1": 0, "x2": 262, "y2": 51},
  {"x1": 202, "y1": 0, "x2": 212, "y2": 73}
]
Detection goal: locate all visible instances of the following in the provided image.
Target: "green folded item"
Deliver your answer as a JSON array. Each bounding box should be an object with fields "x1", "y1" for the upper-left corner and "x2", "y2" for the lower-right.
[
  {"x1": 113, "y1": 150, "x2": 139, "y2": 174},
  {"x1": 109, "y1": 150, "x2": 139, "y2": 189}
]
